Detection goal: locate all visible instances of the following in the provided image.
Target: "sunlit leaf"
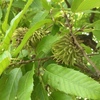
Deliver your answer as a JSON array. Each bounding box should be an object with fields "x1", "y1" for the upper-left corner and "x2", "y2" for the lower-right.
[
  {"x1": 2, "y1": 0, "x2": 13, "y2": 32},
  {"x1": 0, "y1": 51, "x2": 11, "y2": 75},
  {"x1": 71, "y1": 0, "x2": 100, "y2": 12},
  {"x1": 43, "y1": 64, "x2": 100, "y2": 99}
]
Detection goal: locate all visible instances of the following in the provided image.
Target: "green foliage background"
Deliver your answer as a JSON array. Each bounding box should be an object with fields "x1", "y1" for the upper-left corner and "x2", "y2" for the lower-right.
[{"x1": 0, "y1": 0, "x2": 100, "y2": 100}]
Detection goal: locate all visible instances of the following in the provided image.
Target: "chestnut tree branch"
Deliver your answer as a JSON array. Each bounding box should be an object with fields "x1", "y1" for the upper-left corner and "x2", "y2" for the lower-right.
[
  {"x1": 63, "y1": 11, "x2": 100, "y2": 76},
  {"x1": 64, "y1": 0, "x2": 71, "y2": 8}
]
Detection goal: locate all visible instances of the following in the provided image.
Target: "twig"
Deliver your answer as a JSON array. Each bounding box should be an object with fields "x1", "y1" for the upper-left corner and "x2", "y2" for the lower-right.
[
  {"x1": 63, "y1": 11, "x2": 100, "y2": 76},
  {"x1": 9, "y1": 57, "x2": 52, "y2": 67},
  {"x1": 71, "y1": 33, "x2": 100, "y2": 76},
  {"x1": 64, "y1": 0, "x2": 71, "y2": 8},
  {"x1": 87, "y1": 53, "x2": 99, "y2": 56}
]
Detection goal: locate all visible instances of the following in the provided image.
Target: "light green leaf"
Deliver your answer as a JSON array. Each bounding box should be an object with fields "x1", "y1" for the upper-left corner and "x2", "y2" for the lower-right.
[
  {"x1": 93, "y1": 20, "x2": 100, "y2": 41},
  {"x1": 2, "y1": 0, "x2": 13, "y2": 32},
  {"x1": 30, "y1": 10, "x2": 49, "y2": 26},
  {"x1": 0, "y1": 51, "x2": 11, "y2": 75},
  {"x1": 16, "y1": 65, "x2": 35, "y2": 100},
  {"x1": 43, "y1": 64, "x2": 100, "y2": 99},
  {"x1": 91, "y1": 55, "x2": 100, "y2": 70},
  {"x1": 0, "y1": 68, "x2": 22, "y2": 100},
  {"x1": 30, "y1": 0, "x2": 43, "y2": 11},
  {"x1": 13, "y1": 19, "x2": 52, "y2": 57},
  {"x1": 51, "y1": 0, "x2": 63, "y2": 2},
  {"x1": 1, "y1": 0, "x2": 34, "y2": 50},
  {"x1": 71, "y1": 0, "x2": 100, "y2": 12},
  {"x1": 41, "y1": 0, "x2": 51, "y2": 10},
  {"x1": 36, "y1": 35, "x2": 61, "y2": 58}
]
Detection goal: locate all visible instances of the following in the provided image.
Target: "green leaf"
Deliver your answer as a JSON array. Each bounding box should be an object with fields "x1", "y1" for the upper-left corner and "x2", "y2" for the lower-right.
[
  {"x1": 41, "y1": 0, "x2": 51, "y2": 10},
  {"x1": 31, "y1": 77, "x2": 49, "y2": 100},
  {"x1": 51, "y1": 24, "x2": 60, "y2": 35},
  {"x1": 30, "y1": 10, "x2": 49, "y2": 26},
  {"x1": 50, "y1": 91, "x2": 73, "y2": 100},
  {"x1": 91, "y1": 55, "x2": 100, "y2": 70},
  {"x1": 36, "y1": 35, "x2": 61, "y2": 58},
  {"x1": 1, "y1": 0, "x2": 34, "y2": 50},
  {"x1": 13, "y1": 19, "x2": 52, "y2": 57},
  {"x1": 93, "y1": 20, "x2": 100, "y2": 41},
  {"x1": 43, "y1": 64, "x2": 100, "y2": 99},
  {"x1": 12, "y1": 0, "x2": 26, "y2": 9},
  {"x1": 30, "y1": 0, "x2": 43, "y2": 11},
  {"x1": 71, "y1": 0, "x2": 100, "y2": 12},
  {"x1": 0, "y1": 7, "x2": 2, "y2": 20},
  {"x1": 51, "y1": 0, "x2": 62, "y2": 2},
  {"x1": 2, "y1": 0, "x2": 13, "y2": 32},
  {"x1": 0, "y1": 51, "x2": 11, "y2": 75},
  {"x1": 0, "y1": 68, "x2": 22, "y2": 100},
  {"x1": 16, "y1": 65, "x2": 35, "y2": 100}
]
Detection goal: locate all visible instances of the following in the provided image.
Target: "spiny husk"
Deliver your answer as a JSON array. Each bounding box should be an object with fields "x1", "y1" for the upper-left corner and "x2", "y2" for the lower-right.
[
  {"x1": 52, "y1": 34, "x2": 82, "y2": 65},
  {"x1": 12, "y1": 27, "x2": 28, "y2": 47},
  {"x1": 28, "y1": 29, "x2": 48, "y2": 48},
  {"x1": 12, "y1": 27, "x2": 48, "y2": 49}
]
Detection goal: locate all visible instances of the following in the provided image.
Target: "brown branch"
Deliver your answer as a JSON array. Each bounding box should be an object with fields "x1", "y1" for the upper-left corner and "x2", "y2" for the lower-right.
[
  {"x1": 64, "y1": 0, "x2": 71, "y2": 8},
  {"x1": 87, "y1": 53, "x2": 99, "y2": 56},
  {"x1": 9, "y1": 57, "x2": 52, "y2": 67},
  {"x1": 63, "y1": 12, "x2": 100, "y2": 76},
  {"x1": 71, "y1": 33, "x2": 100, "y2": 76}
]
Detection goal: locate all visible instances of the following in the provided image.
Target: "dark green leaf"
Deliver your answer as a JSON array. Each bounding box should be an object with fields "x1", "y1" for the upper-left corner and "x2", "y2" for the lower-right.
[
  {"x1": 31, "y1": 77, "x2": 49, "y2": 100},
  {"x1": 36, "y1": 35, "x2": 61, "y2": 58},
  {"x1": 50, "y1": 91, "x2": 73, "y2": 100},
  {"x1": 0, "y1": 68, "x2": 22, "y2": 100},
  {"x1": 51, "y1": 24, "x2": 60, "y2": 35},
  {"x1": 16, "y1": 65, "x2": 35, "y2": 100}
]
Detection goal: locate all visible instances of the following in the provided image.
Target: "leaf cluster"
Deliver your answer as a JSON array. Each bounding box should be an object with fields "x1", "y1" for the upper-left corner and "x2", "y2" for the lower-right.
[{"x1": 0, "y1": 0, "x2": 100, "y2": 100}]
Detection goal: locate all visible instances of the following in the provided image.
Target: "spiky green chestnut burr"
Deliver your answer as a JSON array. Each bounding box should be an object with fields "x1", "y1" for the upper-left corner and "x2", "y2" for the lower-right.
[{"x1": 52, "y1": 34, "x2": 82, "y2": 65}]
